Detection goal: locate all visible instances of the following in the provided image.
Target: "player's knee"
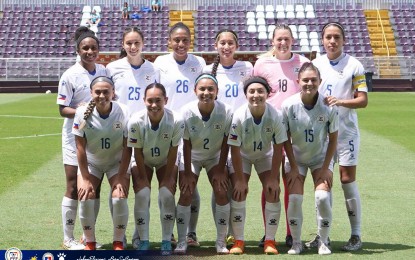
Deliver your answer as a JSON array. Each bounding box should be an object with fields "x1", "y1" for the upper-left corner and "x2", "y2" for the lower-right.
[{"x1": 159, "y1": 186, "x2": 174, "y2": 205}]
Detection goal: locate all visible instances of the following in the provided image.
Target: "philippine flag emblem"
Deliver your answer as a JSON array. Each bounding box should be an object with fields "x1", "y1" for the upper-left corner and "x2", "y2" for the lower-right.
[
  {"x1": 73, "y1": 123, "x2": 79, "y2": 129},
  {"x1": 58, "y1": 94, "x2": 66, "y2": 101},
  {"x1": 230, "y1": 134, "x2": 238, "y2": 140}
]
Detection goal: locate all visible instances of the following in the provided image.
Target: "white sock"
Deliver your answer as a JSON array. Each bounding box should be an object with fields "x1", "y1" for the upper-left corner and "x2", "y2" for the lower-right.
[
  {"x1": 62, "y1": 197, "x2": 78, "y2": 241},
  {"x1": 287, "y1": 194, "x2": 303, "y2": 244},
  {"x1": 94, "y1": 198, "x2": 100, "y2": 222},
  {"x1": 79, "y1": 200, "x2": 95, "y2": 242},
  {"x1": 134, "y1": 187, "x2": 151, "y2": 241},
  {"x1": 227, "y1": 188, "x2": 234, "y2": 236},
  {"x1": 264, "y1": 201, "x2": 281, "y2": 241},
  {"x1": 315, "y1": 190, "x2": 332, "y2": 244},
  {"x1": 188, "y1": 187, "x2": 200, "y2": 234},
  {"x1": 176, "y1": 204, "x2": 191, "y2": 243},
  {"x1": 211, "y1": 192, "x2": 216, "y2": 227},
  {"x1": 112, "y1": 198, "x2": 128, "y2": 242},
  {"x1": 215, "y1": 203, "x2": 230, "y2": 242},
  {"x1": 230, "y1": 200, "x2": 246, "y2": 241},
  {"x1": 159, "y1": 187, "x2": 176, "y2": 241},
  {"x1": 342, "y1": 182, "x2": 361, "y2": 237}
]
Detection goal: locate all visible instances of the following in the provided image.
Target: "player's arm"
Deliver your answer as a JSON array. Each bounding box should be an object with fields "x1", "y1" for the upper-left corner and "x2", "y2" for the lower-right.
[
  {"x1": 179, "y1": 139, "x2": 195, "y2": 195},
  {"x1": 162, "y1": 144, "x2": 179, "y2": 194},
  {"x1": 115, "y1": 137, "x2": 132, "y2": 197},
  {"x1": 326, "y1": 91, "x2": 367, "y2": 109},
  {"x1": 75, "y1": 135, "x2": 94, "y2": 200},
  {"x1": 59, "y1": 105, "x2": 77, "y2": 118},
  {"x1": 230, "y1": 145, "x2": 248, "y2": 201}
]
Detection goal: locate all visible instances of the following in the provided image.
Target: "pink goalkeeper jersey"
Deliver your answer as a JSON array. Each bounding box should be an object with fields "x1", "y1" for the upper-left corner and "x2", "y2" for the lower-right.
[{"x1": 253, "y1": 53, "x2": 310, "y2": 109}]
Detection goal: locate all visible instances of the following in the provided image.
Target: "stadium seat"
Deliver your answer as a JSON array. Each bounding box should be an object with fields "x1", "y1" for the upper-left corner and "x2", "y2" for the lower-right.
[
  {"x1": 295, "y1": 5, "x2": 304, "y2": 12},
  {"x1": 275, "y1": 5, "x2": 284, "y2": 12},
  {"x1": 265, "y1": 5, "x2": 274, "y2": 12},
  {"x1": 82, "y1": 5, "x2": 92, "y2": 13},
  {"x1": 305, "y1": 4, "x2": 314, "y2": 12},
  {"x1": 296, "y1": 11, "x2": 305, "y2": 19},
  {"x1": 265, "y1": 12, "x2": 275, "y2": 19},
  {"x1": 246, "y1": 11, "x2": 255, "y2": 19},
  {"x1": 258, "y1": 31, "x2": 268, "y2": 40},
  {"x1": 257, "y1": 18, "x2": 266, "y2": 25},
  {"x1": 257, "y1": 25, "x2": 267, "y2": 32},
  {"x1": 286, "y1": 11, "x2": 295, "y2": 19},
  {"x1": 256, "y1": 5, "x2": 265, "y2": 12},
  {"x1": 256, "y1": 12, "x2": 265, "y2": 19},
  {"x1": 285, "y1": 5, "x2": 294, "y2": 12},
  {"x1": 276, "y1": 12, "x2": 285, "y2": 19}
]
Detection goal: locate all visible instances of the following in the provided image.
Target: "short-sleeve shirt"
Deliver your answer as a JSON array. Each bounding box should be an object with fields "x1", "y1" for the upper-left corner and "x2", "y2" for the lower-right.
[
  {"x1": 72, "y1": 102, "x2": 128, "y2": 167},
  {"x1": 154, "y1": 53, "x2": 206, "y2": 112},
  {"x1": 57, "y1": 62, "x2": 107, "y2": 148},
  {"x1": 253, "y1": 53, "x2": 310, "y2": 109},
  {"x1": 204, "y1": 60, "x2": 253, "y2": 112},
  {"x1": 313, "y1": 53, "x2": 367, "y2": 139},
  {"x1": 227, "y1": 103, "x2": 287, "y2": 160},
  {"x1": 127, "y1": 108, "x2": 185, "y2": 167},
  {"x1": 282, "y1": 92, "x2": 339, "y2": 165},
  {"x1": 107, "y1": 58, "x2": 160, "y2": 116},
  {"x1": 181, "y1": 100, "x2": 233, "y2": 161}
]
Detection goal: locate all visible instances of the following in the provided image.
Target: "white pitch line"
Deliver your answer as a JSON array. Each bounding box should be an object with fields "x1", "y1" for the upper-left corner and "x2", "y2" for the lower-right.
[
  {"x1": 0, "y1": 133, "x2": 61, "y2": 140},
  {"x1": 0, "y1": 115, "x2": 63, "y2": 120}
]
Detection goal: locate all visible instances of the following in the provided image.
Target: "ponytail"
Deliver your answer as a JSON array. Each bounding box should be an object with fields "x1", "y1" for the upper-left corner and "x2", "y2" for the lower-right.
[
  {"x1": 79, "y1": 100, "x2": 96, "y2": 130},
  {"x1": 211, "y1": 54, "x2": 220, "y2": 77}
]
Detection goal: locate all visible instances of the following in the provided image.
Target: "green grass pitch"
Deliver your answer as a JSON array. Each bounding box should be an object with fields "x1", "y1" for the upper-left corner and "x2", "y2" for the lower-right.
[{"x1": 0, "y1": 92, "x2": 414, "y2": 259}]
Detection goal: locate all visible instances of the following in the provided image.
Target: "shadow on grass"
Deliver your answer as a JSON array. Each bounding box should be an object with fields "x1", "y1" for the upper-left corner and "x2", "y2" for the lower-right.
[{"x1": 99, "y1": 240, "x2": 415, "y2": 257}]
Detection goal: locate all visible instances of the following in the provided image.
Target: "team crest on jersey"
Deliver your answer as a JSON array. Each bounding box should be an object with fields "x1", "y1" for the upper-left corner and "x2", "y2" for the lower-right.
[
  {"x1": 190, "y1": 125, "x2": 197, "y2": 132},
  {"x1": 292, "y1": 112, "x2": 298, "y2": 120},
  {"x1": 190, "y1": 67, "x2": 196, "y2": 73},
  {"x1": 145, "y1": 75, "x2": 151, "y2": 81},
  {"x1": 294, "y1": 67, "x2": 300, "y2": 73},
  {"x1": 337, "y1": 70, "x2": 344, "y2": 79},
  {"x1": 162, "y1": 133, "x2": 169, "y2": 139},
  {"x1": 317, "y1": 115, "x2": 325, "y2": 123},
  {"x1": 130, "y1": 127, "x2": 137, "y2": 133},
  {"x1": 264, "y1": 126, "x2": 273, "y2": 134},
  {"x1": 239, "y1": 71, "x2": 245, "y2": 77},
  {"x1": 213, "y1": 123, "x2": 222, "y2": 130},
  {"x1": 113, "y1": 121, "x2": 122, "y2": 129}
]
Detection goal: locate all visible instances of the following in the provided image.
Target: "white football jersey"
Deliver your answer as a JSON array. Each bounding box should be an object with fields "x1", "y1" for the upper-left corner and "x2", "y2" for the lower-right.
[
  {"x1": 154, "y1": 53, "x2": 206, "y2": 112},
  {"x1": 181, "y1": 100, "x2": 233, "y2": 161},
  {"x1": 282, "y1": 93, "x2": 339, "y2": 165},
  {"x1": 228, "y1": 103, "x2": 287, "y2": 160},
  {"x1": 72, "y1": 102, "x2": 129, "y2": 167},
  {"x1": 127, "y1": 108, "x2": 185, "y2": 167},
  {"x1": 57, "y1": 62, "x2": 107, "y2": 148},
  {"x1": 313, "y1": 53, "x2": 367, "y2": 139},
  {"x1": 204, "y1": 61, "x2": 253, "y2": 112},
  {"x1": 106, "y1": 57, "x2": 160, "y2": 116}
]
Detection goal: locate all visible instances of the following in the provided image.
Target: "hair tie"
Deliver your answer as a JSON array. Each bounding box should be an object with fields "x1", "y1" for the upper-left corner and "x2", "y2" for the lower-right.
[
  {"x1": 195, "y1": 73, "x2": 218, "y2": 86},
  {"x1": 90, "y1": 76, "x2": 114, "y2": 89}
]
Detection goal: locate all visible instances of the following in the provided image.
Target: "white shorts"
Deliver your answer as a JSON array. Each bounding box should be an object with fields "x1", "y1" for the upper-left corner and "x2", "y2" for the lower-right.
[
  {"x1": 284, "y1": 158, "x2": 334, "y2": 177},
  {"x1": 179, "y1": 157, "x2": 220, "y2": 175},
  {"x1": 228, "y1": 156, "x2": 272, "y2": 175},
  {"x1": 78, "y1": 163, "x2": 120, "y2": 180},
  {"x1": 62, "y1": 147, "x2": 78, "y2": 166},
  {"x1": 336, "y1": 135, "x2": 360, "y2": 166}
]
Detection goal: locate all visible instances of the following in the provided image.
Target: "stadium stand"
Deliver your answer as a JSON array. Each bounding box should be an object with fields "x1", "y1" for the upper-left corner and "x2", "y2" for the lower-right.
[{"x1": 0, "y1": 1, "x2": 415, "y2": 91}]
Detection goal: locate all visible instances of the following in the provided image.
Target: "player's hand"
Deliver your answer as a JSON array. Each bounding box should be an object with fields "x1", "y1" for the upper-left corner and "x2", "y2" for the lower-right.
[
  {"x1": 211, "y1": 165, "x2": 230, "y2": 192},
  {"x1": 286, "y1": 167, "x2": 303, "y2": 192},
  {"x1": 324, "y1": 95, "x2": 341, "y2": 107},
  {"x1": 78, "y1": 179, "x2": 94, "y2": 201},
  {"x1": 232, "y1": 179, "x2": 248, "y2": 201},
  {"x1": 179, "y1": 171, "x2": 196, "y2": 195},
  {"x1": 315, "y1": 168, "x2": 333, "y2": 190},
  {"x1": 114, "y1": 174, "x2": 129, "y2": 198},
  {"x1": 265, "y1": 177, "x2": 280, "y2": 202}
]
